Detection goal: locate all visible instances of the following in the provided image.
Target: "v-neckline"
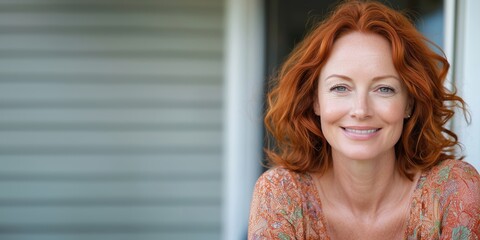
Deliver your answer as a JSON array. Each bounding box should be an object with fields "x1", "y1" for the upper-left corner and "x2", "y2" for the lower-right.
[{"x1": 305, "y1": 170, "x2": 427, "y2": 238}]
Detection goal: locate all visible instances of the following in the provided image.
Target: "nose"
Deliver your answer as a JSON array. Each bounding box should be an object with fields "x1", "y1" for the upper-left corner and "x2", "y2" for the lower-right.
[{"x1": 350, "y1": 92, "x2": 371, "y2": 119}]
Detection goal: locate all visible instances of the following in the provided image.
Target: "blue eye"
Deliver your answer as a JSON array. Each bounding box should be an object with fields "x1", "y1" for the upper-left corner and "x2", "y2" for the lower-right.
[
  {"x1": 377, "y1": 87, "x2": 395, "y2": 93},
  {"x1": 330, "y1": 85, "x2": 348, "y2": 92}
]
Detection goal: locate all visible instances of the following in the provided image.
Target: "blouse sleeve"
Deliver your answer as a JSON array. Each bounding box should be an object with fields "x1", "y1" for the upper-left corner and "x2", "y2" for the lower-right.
[
  {"x1": 248, "y1": 169, "x2": 304, "y2": 240},
  {"x1": 440, "y1": 161, "x2": 480, "y2": 240}
]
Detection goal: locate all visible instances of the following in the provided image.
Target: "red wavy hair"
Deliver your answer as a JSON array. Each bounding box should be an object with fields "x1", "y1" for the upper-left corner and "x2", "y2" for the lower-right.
[{"x1": 264, "y1": 0, "x2": 467, "y2": 179}]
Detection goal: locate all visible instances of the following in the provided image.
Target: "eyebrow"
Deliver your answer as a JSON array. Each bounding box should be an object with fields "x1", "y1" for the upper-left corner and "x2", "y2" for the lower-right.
[{"x1": 324, "y1": 74, "x2": 401, "y2": 82}]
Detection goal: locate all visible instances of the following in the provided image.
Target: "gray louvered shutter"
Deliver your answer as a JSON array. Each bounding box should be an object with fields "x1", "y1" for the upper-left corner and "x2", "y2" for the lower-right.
[{"x1": 0, "y1": 1, "x2": 223, "y2": 239}]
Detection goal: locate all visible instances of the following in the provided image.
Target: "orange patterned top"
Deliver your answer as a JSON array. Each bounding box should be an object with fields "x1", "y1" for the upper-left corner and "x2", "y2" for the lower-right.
[{"x1": 249, "y1": 160, "x2": 480, "y2": 239}]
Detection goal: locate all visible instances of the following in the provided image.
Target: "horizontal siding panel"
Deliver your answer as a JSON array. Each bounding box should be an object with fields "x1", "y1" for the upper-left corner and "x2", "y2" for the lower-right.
[
  {"x1": 0, "y1": 0, "x2": 223, "y2": 10},
  {"x1": 0, "y1": 102, "x2": 220, "y2": 110},
  {"x1": 0, "y1": 109, "x2": 222, "y2": 126},
  {"x1": 0, "y1": 154, "x2": 221, "y2": 175},
  {"x1": 0, "y1": 180, "x2": 220, "y2": 202},
  {"x1": 0, "y1": 206, "x2": 220, "y2": 225},
  {"x1": 0, "y1": 146, "x2": 220, "y2": 155},
  {"x1": 0, "y1": 58, "x2": 222, "y2": 76},
  {"x1": 0, "y1": 0, "x2": 224, "y2": 238},
  {"x1": 0, "y1": 13, "x2": 222, "y2": 31},
  {"x1": 0, "y1": 27, "x2": 220, "y2": 36},
  {"x1": 0, "y1": 233, "x2": 220, "y2": 240},
  {"x1": 0, "y1": 84, "x2": 222, "y2": 102},
  {"x1": 0, "y1": 130, "x2": 221, "y2": 147},
  {"x1": 0, "y1": 34, "x2": 222, "y2": 53},
  {"x1": 0, "y1": 74, "x2": 222, "y2": 85}
]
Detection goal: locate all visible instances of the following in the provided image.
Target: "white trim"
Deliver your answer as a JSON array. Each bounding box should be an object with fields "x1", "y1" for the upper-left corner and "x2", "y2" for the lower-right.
[
  {"x1": 223, "y1": 0, "x2": 265, "y2": 239},
  {"x1": 444, "y1": 0, "x2": 456, "y2": 88},
  {"x1": 451, "y1": 0, "x2": 480, "y2": 171}
]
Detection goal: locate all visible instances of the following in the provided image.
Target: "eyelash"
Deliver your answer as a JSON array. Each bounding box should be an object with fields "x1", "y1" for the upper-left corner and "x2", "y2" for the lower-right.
[
  {"x1": 376, "y1": 86, "x2": 395, "y2": 94},
  {"x1": 330, "y1": 84, "x2": 349, "y2": 92},
  {"x1": 329, "y1": 85, "x2": 396, "y2": 94}
]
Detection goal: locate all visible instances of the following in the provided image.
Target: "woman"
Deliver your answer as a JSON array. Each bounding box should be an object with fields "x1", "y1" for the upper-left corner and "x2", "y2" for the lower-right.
[{"x1": 248, "y1": 1, "x2": 480, "y2": 239}]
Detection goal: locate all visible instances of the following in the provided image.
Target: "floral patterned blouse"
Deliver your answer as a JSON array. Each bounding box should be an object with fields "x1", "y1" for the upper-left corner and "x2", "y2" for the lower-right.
[{"x1": 249, "y1": 160, "x2": 480, "y2": 239}]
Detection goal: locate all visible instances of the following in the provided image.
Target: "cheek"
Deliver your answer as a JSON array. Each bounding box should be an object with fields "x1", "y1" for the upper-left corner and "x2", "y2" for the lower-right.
[
  {"x1": 319, "y1": 98, "x2": 349, "y2": 123},
  {"x1": 375, "y1": 100, "x2": 406, "y2": 122}
]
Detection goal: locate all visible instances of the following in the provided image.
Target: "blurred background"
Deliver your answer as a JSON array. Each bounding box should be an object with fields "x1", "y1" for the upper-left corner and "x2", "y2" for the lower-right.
[{"x1": 0, "y1": 0, "x2": 478, "y2": 240}]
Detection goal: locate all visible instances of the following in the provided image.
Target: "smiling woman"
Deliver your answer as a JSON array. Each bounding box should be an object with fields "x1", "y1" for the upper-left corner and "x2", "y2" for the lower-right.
[
  {"x1": 315, "y1": 32, "x2": 410, "y2": 163},
  {"x1": 249, "y1": 0, "x2": 480, "y2": 239}
]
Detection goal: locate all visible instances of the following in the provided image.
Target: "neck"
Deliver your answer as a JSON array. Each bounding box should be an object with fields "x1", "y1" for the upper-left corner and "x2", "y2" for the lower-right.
[{"x1": 320, "y1": 151, "x2": 412, "y2": 217}]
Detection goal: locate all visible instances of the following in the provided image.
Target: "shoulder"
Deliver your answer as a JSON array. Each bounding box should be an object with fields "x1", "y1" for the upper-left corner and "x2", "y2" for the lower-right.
[
  {"x1": 254, "y1": 168, "x2": 309, "y2": 199},
  {"x1": 252, "y1": 167, "x2": 316, "y2": 215},
  {"x1": 424, "y1": 159, "x2": 480, "y2": 201},
  {"x1": 426, "y1": 159, "x2": 480, "y2": 186},
  {"x1": 249, "y1": 168, "x2": 312, "y2": 239},
  {"x1": 256, "y1": 167, "x2": 306, "y2": 185},
  {"x1": 408, "y1": 160, "x2": 480, "y2": 238},
  {"x1": 426, "y1": 160, "x2": 480, "y2": 235}
]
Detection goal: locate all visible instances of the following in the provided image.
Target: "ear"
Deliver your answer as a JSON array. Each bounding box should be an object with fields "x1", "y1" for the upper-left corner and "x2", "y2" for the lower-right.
[
  {"x1": 405, "y1": 98, "x2": 414, "y2": 118},
  {"x1": 313, "y1": 99, "x2": 321, "y2": 116}
]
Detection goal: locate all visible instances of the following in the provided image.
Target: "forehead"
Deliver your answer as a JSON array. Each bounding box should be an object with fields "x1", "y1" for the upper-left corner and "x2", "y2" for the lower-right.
[
  {"x1": 320, "y1": 32, "x2": 398, "y2": 79},
  {"x1": 332, "y1": 32, "x2": 392, "y2": 54}
]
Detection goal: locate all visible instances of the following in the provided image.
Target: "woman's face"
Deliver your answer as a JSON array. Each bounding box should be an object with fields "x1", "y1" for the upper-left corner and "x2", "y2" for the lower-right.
[{"x1": 314, "y1": 32, "x2": 411, "y2": 161}]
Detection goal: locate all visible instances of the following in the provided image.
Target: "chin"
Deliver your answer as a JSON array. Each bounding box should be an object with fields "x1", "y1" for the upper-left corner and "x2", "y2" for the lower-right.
[
  {"x1": 344, "y1": 153, "x2": 378, "y2": 161},
  {"x1": 333, "y1": 147, "x2": 390, "y2": 161}
]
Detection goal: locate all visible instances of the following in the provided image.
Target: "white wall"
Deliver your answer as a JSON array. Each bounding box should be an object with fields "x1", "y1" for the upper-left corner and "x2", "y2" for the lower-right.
[
  {"x1": 450, "y1": 0, "x2": 480, "y2": 171},
  {"x1": 223, "y1": 0, "x2": 264, "y2": 239}
]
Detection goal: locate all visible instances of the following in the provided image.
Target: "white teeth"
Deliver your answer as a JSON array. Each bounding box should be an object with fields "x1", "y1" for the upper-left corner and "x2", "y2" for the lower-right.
[{"x1": 344, "y1": 128, "x2": 378, "y2": 134}]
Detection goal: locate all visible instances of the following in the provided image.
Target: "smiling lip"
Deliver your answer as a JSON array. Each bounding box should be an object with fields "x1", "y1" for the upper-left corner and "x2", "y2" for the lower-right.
[{"x1": 342, "y1": 127, "x2": 381, "y2": 140}]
